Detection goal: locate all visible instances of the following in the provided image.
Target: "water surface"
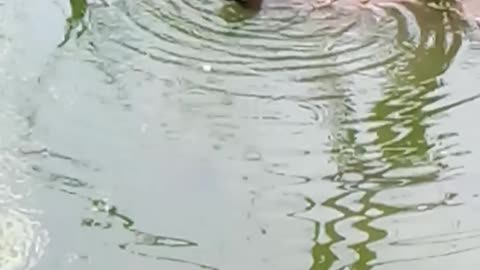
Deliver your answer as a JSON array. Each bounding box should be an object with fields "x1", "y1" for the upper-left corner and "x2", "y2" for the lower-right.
[{"x1": 2, "y1": 0, "x2": 480, "y2": 269}]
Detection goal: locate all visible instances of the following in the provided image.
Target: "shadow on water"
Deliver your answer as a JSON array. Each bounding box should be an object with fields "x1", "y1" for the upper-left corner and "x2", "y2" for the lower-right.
[{"x1": 306, "y1": 1, "x2": 480, "y2": 269}]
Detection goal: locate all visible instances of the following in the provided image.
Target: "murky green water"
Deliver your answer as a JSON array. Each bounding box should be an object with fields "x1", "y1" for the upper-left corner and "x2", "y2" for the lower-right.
[{"x1": 2, "y1": 0, "x2": 480, "y2": 269}]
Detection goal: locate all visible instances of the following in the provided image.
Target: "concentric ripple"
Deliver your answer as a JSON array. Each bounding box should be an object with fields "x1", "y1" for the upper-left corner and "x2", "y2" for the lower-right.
[{"x1": 91, "y1": 0, "x2": 412, "y2": 85}]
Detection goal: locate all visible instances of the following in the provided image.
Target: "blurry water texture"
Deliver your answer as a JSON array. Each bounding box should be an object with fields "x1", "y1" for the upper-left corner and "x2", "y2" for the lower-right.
[{"x1": 2, "y1": 0, "x2": 480, "y2": 269}]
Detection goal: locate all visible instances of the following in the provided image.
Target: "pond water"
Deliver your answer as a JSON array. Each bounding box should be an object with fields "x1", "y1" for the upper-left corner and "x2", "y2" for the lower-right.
[{"x1": 2, "y1": 0, "x2": 480, "y2": 269}]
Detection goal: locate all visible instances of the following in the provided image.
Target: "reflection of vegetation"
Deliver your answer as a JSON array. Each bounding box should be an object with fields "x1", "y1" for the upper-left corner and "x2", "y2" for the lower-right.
[
  {"x1": 310, "y1": 1, "x2": 470, "y2": 269},
  {"x1": 58, "y1": 0, "x2": 89, "y2": 47},
  {"x1": 83, "y1": 198, "x2": 198, "y2": 248},
  {"x1": 29, "y1": 160, "x2": 216, "y2": 269},
  {"x1": 81, "y1": 198, "x2": 223, "y2": 269},
  {"x1": 310, "y1": 194, "x2": 395, "y2": 270},
  {"x1": 218, "y1": 2, "x2": 258, "y2": 23},
  {"x1": 310, "y1": 191, "x2": 405, "y2": 270}
]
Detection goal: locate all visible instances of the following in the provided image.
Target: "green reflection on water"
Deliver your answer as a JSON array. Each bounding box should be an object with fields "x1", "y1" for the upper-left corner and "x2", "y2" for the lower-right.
[
  {"x1": 311, "y1": 2, "x2": 467, "y2": 269},
  {"x1": 218, "y1": 2, "x2": 258, "y2": 23},
  {"x1": 50, "y1": 0, "x2": 480, "y2": 269},
  {"x1": 58, "y1": 0, "x2": 89, "y2": 47}
]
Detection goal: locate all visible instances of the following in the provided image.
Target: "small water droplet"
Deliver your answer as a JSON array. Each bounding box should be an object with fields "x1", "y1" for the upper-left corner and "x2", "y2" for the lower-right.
[
  {"x1": 202, "y1": 64, "x2": 212, "y2": 72},
  {"x1": 416, "y1": 204, "x2": 430, "y2": 211},
  {"x1": 41, "y1": 150, "x2": 50, "y2": 158}
]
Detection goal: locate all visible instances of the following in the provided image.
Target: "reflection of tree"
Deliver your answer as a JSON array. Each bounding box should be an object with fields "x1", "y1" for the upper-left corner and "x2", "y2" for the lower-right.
[
  {"x1": 310, "y1": 190, "x2": 404, "y2": 270},
  {"x1": 311, "y1": 1, "x2": 468, "y2": 269},
  {"x1": 58, "y1": 0, "x2": 88, "y2": 47},
  {"x1": 58, "y1": 0, "x2": 109, "y2": 47}
]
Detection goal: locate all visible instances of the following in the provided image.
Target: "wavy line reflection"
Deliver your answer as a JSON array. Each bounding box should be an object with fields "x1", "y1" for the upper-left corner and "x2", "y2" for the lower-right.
[
  {"x1": 300, "y1": 1, "x2": 478, "y2": 269},
  {"x1": 51, "y1": 0, "x2": 480, "y2": 269},
  {"x1": 27, "y1": 155, "x2": 214, "y2": 270}
]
